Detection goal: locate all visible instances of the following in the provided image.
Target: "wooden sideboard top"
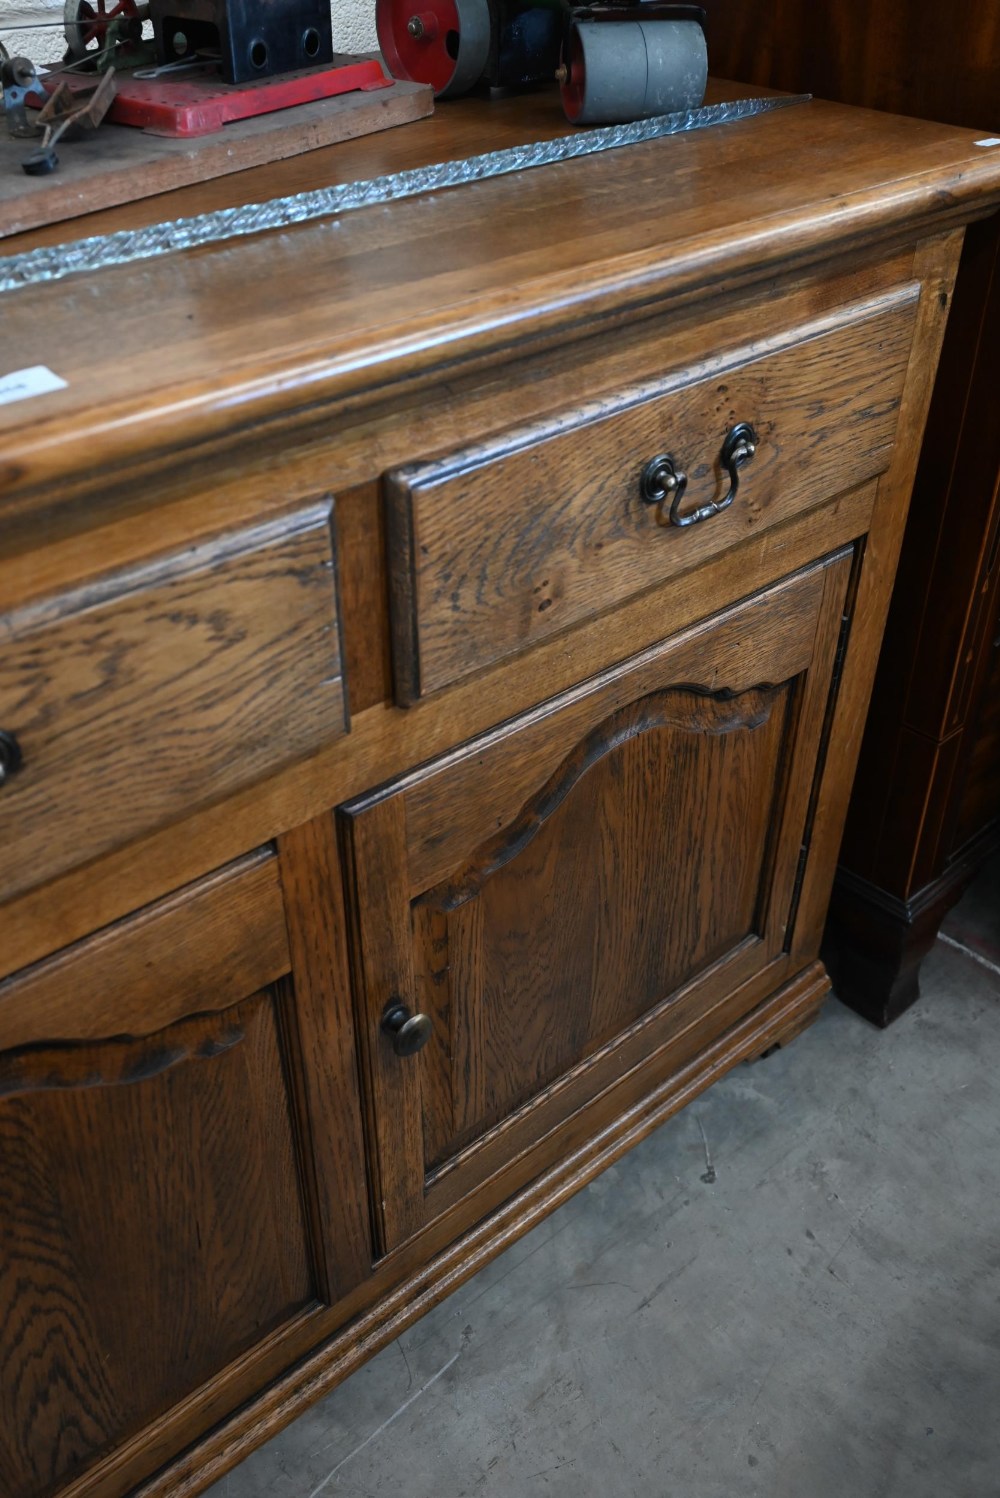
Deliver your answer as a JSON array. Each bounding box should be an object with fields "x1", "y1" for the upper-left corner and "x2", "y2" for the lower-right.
[{"x1": 2, "y1": 85, "x2": 1000, "y2": 526}]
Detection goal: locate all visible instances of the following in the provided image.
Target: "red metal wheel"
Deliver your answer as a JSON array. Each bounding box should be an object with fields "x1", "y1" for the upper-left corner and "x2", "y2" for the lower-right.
[
  {"x1": 376, "y1": 0, "x2": 490, "y2": 98},
  {"x1": 64, "y1": 0, "x2": 140, "y2": 60},
  {"x1": 559, "y1": 22, "x2": 586, "y2": 123}
]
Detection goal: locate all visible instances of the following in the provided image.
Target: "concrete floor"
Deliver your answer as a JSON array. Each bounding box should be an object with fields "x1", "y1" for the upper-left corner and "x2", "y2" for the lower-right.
[{"x1": 209, "y1": 857, "x2": 1000, "y2": 1498}]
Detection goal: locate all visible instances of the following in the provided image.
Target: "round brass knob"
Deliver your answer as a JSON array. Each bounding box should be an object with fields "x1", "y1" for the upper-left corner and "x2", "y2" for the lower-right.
[
  {"x1": 381, "y1": 1001, "x2": 432, "y2": 1057},
  {"x1": 0, "y1": 729, "x2": 23, "y2": 787}
]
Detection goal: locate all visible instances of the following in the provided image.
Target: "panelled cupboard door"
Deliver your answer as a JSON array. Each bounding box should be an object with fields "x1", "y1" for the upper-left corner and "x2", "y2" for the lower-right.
[
  {"x1": 0, "y1": 847, "x2": 370, "y2": 1498},
  {"x1": 342, "y1": 553, "x2": 854, "y2": 1254}
]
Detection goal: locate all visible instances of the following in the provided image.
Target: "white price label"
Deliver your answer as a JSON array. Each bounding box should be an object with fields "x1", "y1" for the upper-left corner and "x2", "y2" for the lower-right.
[{"x1": 0, "y1": 365, "x2": 68, "y2": 407}]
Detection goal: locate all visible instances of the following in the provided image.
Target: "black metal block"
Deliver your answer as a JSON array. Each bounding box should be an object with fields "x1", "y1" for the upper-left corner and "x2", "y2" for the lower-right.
[{"x1": 150, "y1": 0, "x2": 335, "y2": 84}]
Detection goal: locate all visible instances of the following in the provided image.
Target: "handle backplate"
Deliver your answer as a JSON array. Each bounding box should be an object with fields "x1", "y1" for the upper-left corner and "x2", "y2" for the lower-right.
[{"x1": 641, "y1": 422, "x2": 758, "y2": 528}]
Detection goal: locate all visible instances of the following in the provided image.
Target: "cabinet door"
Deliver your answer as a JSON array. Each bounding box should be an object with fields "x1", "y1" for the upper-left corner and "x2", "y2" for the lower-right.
[
  {"x1": 342, "y1": 554, "x2": 853, "y2": 1252},
  {"x1": 0, "y1": 846, "x2": 370, "y2": 1498}
]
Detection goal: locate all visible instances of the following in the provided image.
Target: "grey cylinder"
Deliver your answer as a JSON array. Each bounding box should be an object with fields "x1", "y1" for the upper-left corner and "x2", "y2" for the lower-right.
[
  {"x1": 562, "y1": 19, "x2": 708, "y2": 126},
  {"x1": 438, "y1": 0, "x2": 491, "y2": 98}
]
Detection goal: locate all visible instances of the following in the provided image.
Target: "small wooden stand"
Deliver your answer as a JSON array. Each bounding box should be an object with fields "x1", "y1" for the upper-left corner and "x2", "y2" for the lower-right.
[{"x1": 0, "y1": 68, "x2": 433, "y2": 238}]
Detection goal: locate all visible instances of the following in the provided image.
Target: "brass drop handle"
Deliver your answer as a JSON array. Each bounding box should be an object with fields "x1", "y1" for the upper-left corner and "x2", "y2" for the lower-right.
[
  {"x1": 381, "y1": 1001, "x2": 433, "y2": 1057},
  {"x1": 641, "y1": 423, "x2": 758, "y2": 528},
  {"x1": 0, "y1": 730, "x2": 23, "y2": 787}
]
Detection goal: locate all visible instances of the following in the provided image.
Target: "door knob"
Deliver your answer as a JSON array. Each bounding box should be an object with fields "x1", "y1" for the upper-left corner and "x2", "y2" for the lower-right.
[{"x1": 381, "y1": 1001, "x2": 432, "y2": 1057}]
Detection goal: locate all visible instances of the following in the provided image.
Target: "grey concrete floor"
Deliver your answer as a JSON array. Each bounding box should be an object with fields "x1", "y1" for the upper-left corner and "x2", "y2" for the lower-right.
[{"x1": 210, "y1": 858, "x2": 1000, "y2": 1498}]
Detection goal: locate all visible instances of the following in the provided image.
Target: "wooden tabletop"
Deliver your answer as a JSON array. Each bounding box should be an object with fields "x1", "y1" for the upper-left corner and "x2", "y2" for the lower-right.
[{"x1": 2, "y1": 82, "x2": 1000, "y2": 511}]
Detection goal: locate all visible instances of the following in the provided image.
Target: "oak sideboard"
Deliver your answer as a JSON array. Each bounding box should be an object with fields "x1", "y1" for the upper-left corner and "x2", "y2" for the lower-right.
[{"x1": 2, "y1": 89, "x2": 999, "y2": 1498}]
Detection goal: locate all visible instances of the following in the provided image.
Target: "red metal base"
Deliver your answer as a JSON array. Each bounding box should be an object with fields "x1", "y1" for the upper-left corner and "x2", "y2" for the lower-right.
[{"x1": 42, "y1": 58, "x2": 391, "y2": 138}]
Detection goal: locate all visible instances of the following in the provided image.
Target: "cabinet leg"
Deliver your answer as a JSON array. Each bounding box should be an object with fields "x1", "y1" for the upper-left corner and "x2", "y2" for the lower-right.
[{"x1": 821, "y1": 866, "x2": 971, "y2": 1028}]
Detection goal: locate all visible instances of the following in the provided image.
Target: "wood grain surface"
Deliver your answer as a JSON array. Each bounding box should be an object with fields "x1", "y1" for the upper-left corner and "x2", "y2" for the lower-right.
[
  {"x1": 0, "y1": 504, "x2": 345, "y2": 903},
  {"x1": 342, "y1": 554, "x2": 851, "y2": 1250},
  {"x1": 0, "y1": 837, "x2": 387, "y2": 1497},
  {"x1": 386, "y1": 287, "x2": 917, "y2": 700},
  {"x1": 0, "y1": 987, "x2": 315, "y2": 1497},
  {"x1": 275, "y1": 816, "x2": 374, "y2": 1303},
  {"x1": 2, "y1": 92, "x2": 999, "y2": 512},
  {"x1": 0, "y1": 848, "x2": 288, "y2": 1051},
  {"x1": 416, "y1": 681, "x2": 791, "y2": 1167}
]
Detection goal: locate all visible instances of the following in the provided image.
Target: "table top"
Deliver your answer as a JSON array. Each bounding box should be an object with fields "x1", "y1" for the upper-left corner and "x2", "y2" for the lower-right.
[{"x1": 2, "y1": 81, "x2": 1000, "y2": 518}]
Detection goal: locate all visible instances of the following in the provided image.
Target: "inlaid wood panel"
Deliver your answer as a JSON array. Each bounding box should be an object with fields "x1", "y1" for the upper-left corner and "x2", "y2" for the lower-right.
[
  {"x1": 0, "y1": 503, "x2": 346, "y2": 905},
  {"x1": 342, "y1": 553, "x2": 853, "y2": 1250},
  {"x1": 385, "y1": 288, "x2": 916, "y2": 702}
]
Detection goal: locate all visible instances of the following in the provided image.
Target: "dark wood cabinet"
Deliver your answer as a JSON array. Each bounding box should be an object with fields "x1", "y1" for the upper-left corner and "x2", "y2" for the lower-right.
[
  {"x1": 706, "y1": 0, "x2": 1000, "y2": 1021},
  {"x1": 1, "y1": 92, "x2": 998, "y2": 1498}
]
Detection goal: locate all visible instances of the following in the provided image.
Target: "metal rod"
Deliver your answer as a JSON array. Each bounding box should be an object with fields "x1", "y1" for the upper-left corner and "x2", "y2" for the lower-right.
[{"x1": 0, "y1": 93, "x2": 811, "y2": 298}]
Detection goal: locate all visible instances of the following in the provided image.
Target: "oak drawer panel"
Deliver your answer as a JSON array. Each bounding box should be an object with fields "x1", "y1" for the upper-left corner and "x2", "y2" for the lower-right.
[
  {"x1": 386, "y1": 288, "x2": 918, "y2": 704},
  {"x1": 0, "y1": 504, "x2": 345, "y2": 904}
]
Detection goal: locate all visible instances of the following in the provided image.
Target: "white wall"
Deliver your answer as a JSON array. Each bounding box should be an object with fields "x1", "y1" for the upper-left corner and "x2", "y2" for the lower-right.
[
  {"x1": 1, "y1": 2, "x2": 377, "y2": 66},
  {"x1": 329, "y1": 0, "x2": 377, "y2": 53}
]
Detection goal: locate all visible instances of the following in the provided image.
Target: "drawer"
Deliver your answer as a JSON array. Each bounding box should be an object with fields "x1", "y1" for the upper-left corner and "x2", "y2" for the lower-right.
[
  {"x1": 0, "y1": 503, "x2": 346, "y2": 904},
  {"x1": 385, "y1": 286, "x2": 919, "y2": 704}
]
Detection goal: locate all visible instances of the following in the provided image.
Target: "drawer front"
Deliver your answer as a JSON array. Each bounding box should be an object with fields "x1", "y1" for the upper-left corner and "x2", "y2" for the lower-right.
[
  {"x1": 0, "y1": 503, "x2": 346, "y2": 904},
  {"x1": 385, "y1": 287, "x2": 918, "y2": 704}
]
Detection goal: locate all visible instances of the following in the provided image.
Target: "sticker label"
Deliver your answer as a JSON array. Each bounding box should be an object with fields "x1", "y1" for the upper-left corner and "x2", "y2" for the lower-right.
[
  {"x1": 974, "y1": 138, "x2": 1000, "y2": 147},
  {"x1": 0, "y1": 365, "x2": 68, "y2": 407}
]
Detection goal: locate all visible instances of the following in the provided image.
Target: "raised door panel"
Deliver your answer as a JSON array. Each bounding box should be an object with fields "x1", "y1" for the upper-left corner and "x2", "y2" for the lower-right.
[
  {"x1": 414, "y1": 682, "x2": 791, "y2": 1170},
  {"x1": 0, "y1": 848, "x2": 370, "y2": 1498},
  {"x1": 342, "y1": 553, "x2": 854, "y2": 1253},
  {"x1": 0, "y1": 992, "x2": 309, "y2": 1498}
]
